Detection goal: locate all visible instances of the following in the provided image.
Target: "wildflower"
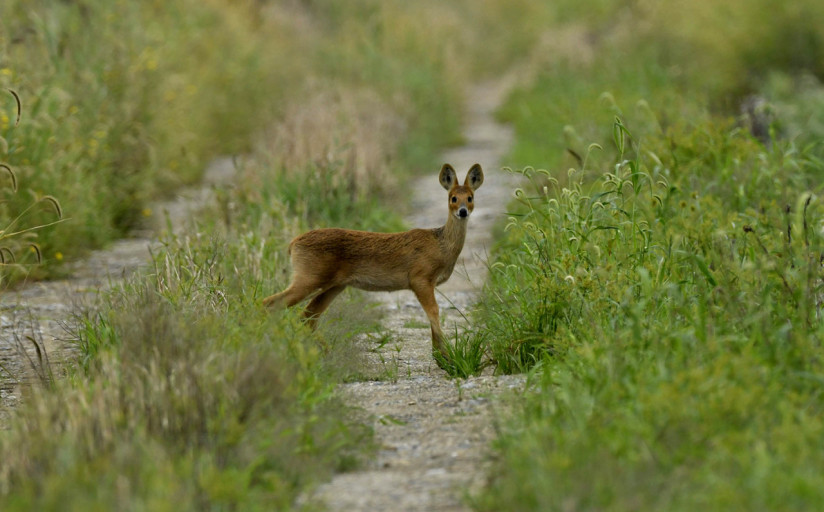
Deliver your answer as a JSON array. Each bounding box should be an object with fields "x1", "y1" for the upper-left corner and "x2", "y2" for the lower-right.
[
  {"x1": 142, "y1": 208, "x2": 152, "y2": 217},
  {"x1": 55, "y1": 252, "x2": 63, "y2": 261}
]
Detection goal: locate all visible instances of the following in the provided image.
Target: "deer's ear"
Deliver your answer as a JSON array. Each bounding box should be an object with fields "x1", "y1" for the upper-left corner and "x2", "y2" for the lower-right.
[
  {"x1": 439, "y1": 163, "x2": 457, "y2": 190},
  {"x1": 464, "y1": 163, "x2": 484, "y2": 190}
]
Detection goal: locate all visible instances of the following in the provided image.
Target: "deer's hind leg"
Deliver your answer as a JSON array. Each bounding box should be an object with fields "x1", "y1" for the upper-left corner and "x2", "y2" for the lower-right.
[
  {"x1": 262, "y1": 275, "x2": 323, "y2": 309},
  {"x1": 263, "y1": 246, "x2": 333, "y2": 309},
  {"x1": 303, "y1": 285, "x2": 346, "y2": 329}
]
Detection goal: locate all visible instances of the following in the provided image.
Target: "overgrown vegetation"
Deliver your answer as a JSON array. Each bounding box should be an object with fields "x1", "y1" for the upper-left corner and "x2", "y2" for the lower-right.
[
  {"x1": 1, "y1": 226, "x2": 388, "y2": 509},
  {"x1": 1, "y1": 0, "x2": 279, "y2": 278},
  {"x1": 474, "y1": 0, "x2": 824, "y2": 509}
]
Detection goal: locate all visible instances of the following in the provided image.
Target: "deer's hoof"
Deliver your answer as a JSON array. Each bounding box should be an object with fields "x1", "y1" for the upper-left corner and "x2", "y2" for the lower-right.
[{"x1": 433, "y1": 350, "x2": 452, "y2": 371}]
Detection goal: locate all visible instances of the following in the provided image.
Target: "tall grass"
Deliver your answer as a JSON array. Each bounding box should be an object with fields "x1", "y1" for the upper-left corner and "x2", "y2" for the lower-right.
[
  {"x1": 1, "y1": 231, "x2": 373, "y2": 509},
  {"x1": 471, "y1": 0, "x2": 824, "y2": 504},
  {"x1": 0, "y1": 0, "x2": 292, "y2": 279},
  {"x1": 0, "y1": 90, "x2": 63, "y2": 283},
  {"x1": 476, "y1": 110, "x2": 824, "y2": 508}
]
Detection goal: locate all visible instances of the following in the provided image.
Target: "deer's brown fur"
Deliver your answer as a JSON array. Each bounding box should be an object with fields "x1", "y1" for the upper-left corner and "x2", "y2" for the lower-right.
[{"x1": 263, "y1": 163, "x2": 483, "y2": 359}]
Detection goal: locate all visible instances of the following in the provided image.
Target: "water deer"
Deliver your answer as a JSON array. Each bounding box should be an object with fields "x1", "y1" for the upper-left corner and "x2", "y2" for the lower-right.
[{"x1": 263, "y1": 163, "x2": 484, "y2": 360}]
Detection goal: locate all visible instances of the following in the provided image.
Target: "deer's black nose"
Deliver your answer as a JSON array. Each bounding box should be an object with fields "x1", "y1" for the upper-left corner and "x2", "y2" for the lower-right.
[{"x1": 458, "y1": 208, "x2": 468, "y2": 218}]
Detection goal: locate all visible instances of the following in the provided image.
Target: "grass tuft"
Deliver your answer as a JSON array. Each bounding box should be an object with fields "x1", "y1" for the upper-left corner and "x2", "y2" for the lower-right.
[{"x1": 436, "y1": 328, "x2": 491, "y2": 379}]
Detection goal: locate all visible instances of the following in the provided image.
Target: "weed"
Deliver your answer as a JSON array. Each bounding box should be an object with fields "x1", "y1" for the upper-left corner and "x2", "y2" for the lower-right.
[
  {"x1": 371, "y1": 342, "x2": 402, "y2": 384},
  {"x1": 436, "y1": 328, "x2": 491, "y2": 379},
  {"x1": 0, "y1": 309, "x2": 55, "y2": 390},
  {"x1": 378, "y1": 414, "x2": 408, "y2": 426}
]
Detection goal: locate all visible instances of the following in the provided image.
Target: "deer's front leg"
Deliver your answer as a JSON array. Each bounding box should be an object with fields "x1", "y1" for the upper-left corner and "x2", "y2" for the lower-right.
[{"x1": 411, "y1": 281, "x2": 448, "y2": 359}]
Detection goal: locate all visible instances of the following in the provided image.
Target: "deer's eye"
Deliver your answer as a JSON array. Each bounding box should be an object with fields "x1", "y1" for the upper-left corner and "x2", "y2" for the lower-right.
[
  {"x1": 451, "y1": 196, "x2": 457, "y2": 203},
  {"x1": 468, "y1": 196, "x2": 473, "y2": 203}
]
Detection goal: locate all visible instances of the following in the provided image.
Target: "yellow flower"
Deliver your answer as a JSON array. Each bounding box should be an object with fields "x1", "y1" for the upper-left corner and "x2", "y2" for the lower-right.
[
  {"x1": 0, "y1": 68, "x2": 12, "y2": 77},
  {"x1": 55, "y1": 252, "x2": 63, "y2": 261},
  {"x1": 142, "y1": 208, "x2": 153, "y2": 217}
]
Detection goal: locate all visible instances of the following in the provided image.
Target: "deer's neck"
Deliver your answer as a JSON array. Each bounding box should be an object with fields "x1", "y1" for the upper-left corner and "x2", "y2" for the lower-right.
[{"x1": 438, "y1": 214, "x2": 468, "y2": 264}]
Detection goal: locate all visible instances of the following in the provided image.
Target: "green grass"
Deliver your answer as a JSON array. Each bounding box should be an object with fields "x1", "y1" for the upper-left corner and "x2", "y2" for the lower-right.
[
  {"x1": 0, "y1": 0, "x2": 293, "y2": 279},
  {"x1": 2, "y1": 231, "x2": 373, "y2": 509},
  {"x1": 473, "y1": 1, "x2": 824, "y2": 507},
  {"x1": 435, "y1": 328, "x2": 491, "y2": 379},
  {"x1": 476, "y1": 115, "x2": 824, "y2": 510}
]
